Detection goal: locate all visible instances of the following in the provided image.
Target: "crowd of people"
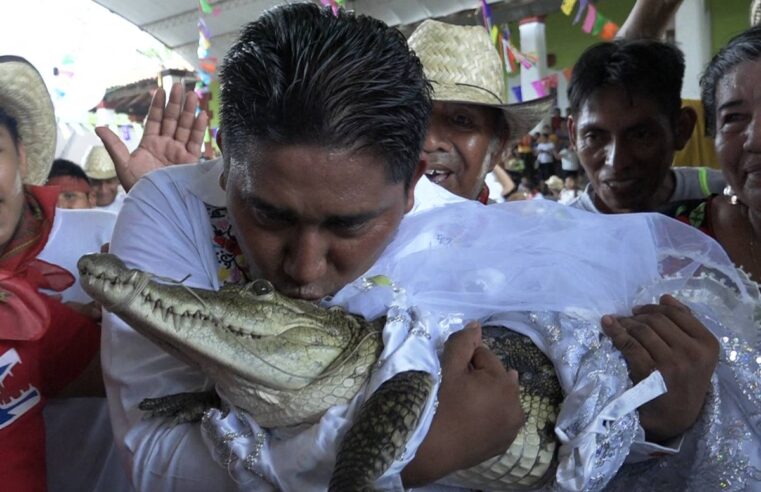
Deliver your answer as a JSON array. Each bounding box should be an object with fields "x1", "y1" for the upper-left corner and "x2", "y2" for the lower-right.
[{"x1": 1, "y1": 0, "x2": 760, "y2": 491}]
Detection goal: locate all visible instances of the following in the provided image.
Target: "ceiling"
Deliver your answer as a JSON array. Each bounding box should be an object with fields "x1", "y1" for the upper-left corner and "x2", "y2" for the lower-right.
[{"x1": 93, "y1": 0, "x2": 562, "y2": 71}]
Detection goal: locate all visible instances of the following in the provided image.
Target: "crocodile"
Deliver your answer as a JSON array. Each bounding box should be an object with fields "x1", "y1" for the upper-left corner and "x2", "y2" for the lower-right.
[{"x1": 78, "y1": 253, "x2": 563, "y2": 491}]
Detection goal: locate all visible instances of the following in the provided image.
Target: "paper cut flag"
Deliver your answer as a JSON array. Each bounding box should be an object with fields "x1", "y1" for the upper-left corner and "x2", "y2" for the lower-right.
[
  {"x1": 582, "y1": 4, "x2": 597, "y2": 33},
  {"x1": 532, "y1": 80, "x2": 548, "y2": 97},
  {"x1": 481, "y1": 0, "x2": 494, "y2": 30},
  {"x1": 546, "y1": 73, "x2": 559, "y2": 89},
  {"x1": 199, "y1": 0, "x2": 213, "y2": 14},
  {"x1": 592, "y1": 12, "x2": 607, "y2": 36},
  {"x1": 574, "y1": 0, "x2": 589, "y2": 24},
  {"x1": 491, "y1": 25, "x2": 499, "y2": 46},
  {"x1": 502, "y1": 38, "x2": 517, "y2": 73},
  {"x1": 561, "y1": 0, "x2": 577, "y2": 16},
  {"x1": 512, "y1": 86, "x2": 523, "y2": 102},
  {"x1": 600, "y1": 21, "x2": 619, "y2": 40}
]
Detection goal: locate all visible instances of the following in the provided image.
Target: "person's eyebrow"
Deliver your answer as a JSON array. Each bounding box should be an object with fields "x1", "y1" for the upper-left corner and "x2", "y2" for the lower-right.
[
  {"x1": 323, "y1": 208, "x2": 385, "y2": 228},
  {"x1": 244, "y1": 194, "x2": 387, "y2": 227},
  {"x1": 245, "y1": 195, "x2": 298, "y2": 222},
  {"x1": 717, "y1": 99, "x2": 744, "y2": 112}
]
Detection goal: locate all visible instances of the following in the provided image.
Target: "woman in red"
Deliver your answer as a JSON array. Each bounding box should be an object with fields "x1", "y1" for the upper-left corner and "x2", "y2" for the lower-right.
[{"x1": 0, "y1": 56, "x2": 100, "y2": 492}]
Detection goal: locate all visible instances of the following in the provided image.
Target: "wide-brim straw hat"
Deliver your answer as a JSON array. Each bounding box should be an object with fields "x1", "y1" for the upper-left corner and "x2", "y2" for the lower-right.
[
  {"x1": 752, "y1": 0, "x2": 760, "y2": 26},
  {"x1": 83, "y1": 145, "x2": 117, "y2": 180},
  {"x1": 408, "y1": 20, "x2": 553, "y2": 141},
  {"x1": 0, "y1": 55, "x2": 56, "y2": 185},
  {"x1": 545, "y1": 175, "x2": 564, "y2": 191}
]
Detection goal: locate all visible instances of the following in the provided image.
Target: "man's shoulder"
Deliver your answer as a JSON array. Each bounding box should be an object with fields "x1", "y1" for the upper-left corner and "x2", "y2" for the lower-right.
[
  {"x1": 132, "y1": 158, "x2": 225, "y2": 208},
  {"x1": 671, "y1": 167, "x2": 726, "y2": 202}
]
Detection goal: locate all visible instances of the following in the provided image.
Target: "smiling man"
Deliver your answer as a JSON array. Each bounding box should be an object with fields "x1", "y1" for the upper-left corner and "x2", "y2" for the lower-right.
[
  {"x1": 408, "y1": 20, "x2": 550, "y2": 202},
  {"x1": 567, "y1": 39, "x2": 725, "y2": 214}
]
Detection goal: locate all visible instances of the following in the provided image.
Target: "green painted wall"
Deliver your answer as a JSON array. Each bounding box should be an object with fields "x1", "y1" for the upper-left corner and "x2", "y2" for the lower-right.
[{"x1": 708, "y1": 0, "x2": 749, "y2": 54}]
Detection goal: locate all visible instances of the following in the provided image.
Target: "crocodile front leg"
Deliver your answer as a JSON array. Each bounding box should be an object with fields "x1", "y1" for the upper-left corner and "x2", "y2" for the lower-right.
[
  {"x1": 329, "y1": 370, "x2": 434, "y2": 492},
  {"x1": 139, "y1": 390, "x2": 221, "y2": 424}
]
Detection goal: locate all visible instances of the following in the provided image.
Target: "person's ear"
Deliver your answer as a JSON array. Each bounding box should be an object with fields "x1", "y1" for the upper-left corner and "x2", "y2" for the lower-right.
[
  {"x1": 215, "y1": 129, "x2": 224, "y2": 154},
  {"x1": 88, "y1": 190, "x2": 97, "y2": 207},
  {"x1": 404, "y1": 157, "x2": 428, "y2": 213},
  {"x1": 567, "y1": 116, "x2": 578, "y2": 152},
  {"x1": 673, "y1": 107, "x2": 697, "y2": 151}
]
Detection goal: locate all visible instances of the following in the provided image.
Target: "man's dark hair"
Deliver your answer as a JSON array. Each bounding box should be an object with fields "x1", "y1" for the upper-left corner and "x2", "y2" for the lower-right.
[
  {"x1": 568, "y1": 39, "x2": 685, "y2": 125},
  {"x1": 0, "y1": 107, "x2": 20, "y2": 144},
  {"x1": 219, "y1": 3, "x2": 431, "y2": 187},
  {"x1": 701, "y1": 25, "x2": 761, "y2": 137},
  {"x1": 48, "y1": 158, "x2": 91, "y2": 184}
]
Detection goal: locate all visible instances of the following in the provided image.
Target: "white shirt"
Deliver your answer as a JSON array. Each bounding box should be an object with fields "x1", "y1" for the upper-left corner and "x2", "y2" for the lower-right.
[
  {"x1": 96, "y1": 190, "x2": 126, "y2": 214},
  {"x1": 36, "y1": 208, "x2": 131, "y2": 492},
  {"x1": 568, "y1": 167, "x2": 726, "y2": 213}
]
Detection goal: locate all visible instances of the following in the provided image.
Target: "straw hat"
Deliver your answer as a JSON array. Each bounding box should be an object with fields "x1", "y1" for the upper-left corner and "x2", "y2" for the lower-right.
[
  {"x1": 0, "y1": 56, "x2": 56, "y2": 185},
  {"x1": 408, "y1": 20, "x2": 553, "y2": 140},
  {"x1": 545, "y1": 175, "x2": 564, "y2": 192},
  {"x1": 83, "y1": 146, "x2": 117, "y2": 180},
  {"x1": 752, "y1": 0, "x2": 761, "y2": 26}
]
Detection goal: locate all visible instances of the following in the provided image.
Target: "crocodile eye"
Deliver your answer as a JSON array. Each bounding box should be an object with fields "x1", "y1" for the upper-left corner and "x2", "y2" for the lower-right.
[{"x1": 251, "y1": 279, "x2": 273, "y2": 296}]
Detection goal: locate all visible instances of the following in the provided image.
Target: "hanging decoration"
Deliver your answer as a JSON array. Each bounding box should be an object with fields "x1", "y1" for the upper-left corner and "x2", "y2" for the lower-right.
[
  {"x1": 196, "y1": 5, "x2": 218, "y2": 91},
  {"x1": 564, "y1": 0, "x2": 619, "y2": 41},
  {"x1": 320, "y1": 0, "x2": 346, "y2": 16}
]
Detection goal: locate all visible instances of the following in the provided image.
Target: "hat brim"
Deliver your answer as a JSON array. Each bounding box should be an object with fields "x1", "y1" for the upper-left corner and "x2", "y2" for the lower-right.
[
  {"x1": 85, "y1": 169, "x2": 117, "y2": 180},
  {"x1": 431, "y1": 81, "x2": 554, "y2": 142},
  {"x1": 0, "y1": 56, "x2": 56, "y2": 186}
]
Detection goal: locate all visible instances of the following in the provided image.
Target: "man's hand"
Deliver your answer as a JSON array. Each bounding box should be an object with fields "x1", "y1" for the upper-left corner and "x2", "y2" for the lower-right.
[
  {"x1": 602, "y1": 294, "x2": 719, "y2": 443},
  {"x1": 401, "y1": 322, "x2": 524, "y2": 487},
  {"x1": 95, "y1": 83, "x2": 209, "y2": 192}
]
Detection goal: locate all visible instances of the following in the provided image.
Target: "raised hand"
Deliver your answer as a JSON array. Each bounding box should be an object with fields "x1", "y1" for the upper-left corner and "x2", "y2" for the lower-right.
[
  {"x1": 602, "y1": 294, "x2": 719, "y2": 443},
  {"x1": 95, "y1": 83, "x2": 209, "y2": 192},
  {"x1": 401, "y1": 322, "x2": 524, "y2": 487}
]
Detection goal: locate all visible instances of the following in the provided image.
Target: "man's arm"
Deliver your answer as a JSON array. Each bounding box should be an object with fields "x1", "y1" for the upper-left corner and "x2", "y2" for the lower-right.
[
  {"x1": 617, "y1": 0, "x2": 684, "y2": 40},
  {"x1": 101, "y1": 173, "x2": 239, "y2": 491},
  {"x1": 96, "y1": 83, "x2": 208, "y2": 192},
  {"x1": 602, "y1": 294, "x2": 719, "y2": 443},
  {"x1": 401, "y1": 323, "x2": 524, "y2": 486}
]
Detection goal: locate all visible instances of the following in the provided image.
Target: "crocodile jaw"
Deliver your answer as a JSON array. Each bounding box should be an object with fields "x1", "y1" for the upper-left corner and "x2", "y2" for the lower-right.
[{"x1": 78, "y1": 253, "x2": 349, "y2": 390}]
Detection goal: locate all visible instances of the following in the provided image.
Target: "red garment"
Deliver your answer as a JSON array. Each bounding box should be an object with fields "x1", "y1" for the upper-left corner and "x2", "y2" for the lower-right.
[
  {"x1": 477, "y1": 183, "x2": 490, "y2": 204},
  {"x1": 0, "y1": 186, "x2": 100, "y2": 492}
]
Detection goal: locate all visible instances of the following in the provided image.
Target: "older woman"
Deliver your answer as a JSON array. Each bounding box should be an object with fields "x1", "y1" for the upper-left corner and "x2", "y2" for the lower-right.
[{"x1": 667, "y1": 25, "x2": 761, "y2": 284}]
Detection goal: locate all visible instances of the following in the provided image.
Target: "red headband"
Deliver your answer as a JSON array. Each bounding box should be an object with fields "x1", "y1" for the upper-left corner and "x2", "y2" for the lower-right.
[{"x1": 47, "y1": 176, "x2": 91, "y2": 195}]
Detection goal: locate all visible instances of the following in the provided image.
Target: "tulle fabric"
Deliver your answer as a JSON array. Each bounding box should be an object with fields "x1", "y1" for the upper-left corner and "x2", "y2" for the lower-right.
[{"x1": 201, "y1": 199, "x2": 761, "y2": 491}]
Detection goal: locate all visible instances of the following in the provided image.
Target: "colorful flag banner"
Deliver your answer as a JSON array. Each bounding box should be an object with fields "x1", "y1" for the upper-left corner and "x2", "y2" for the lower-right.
[
  {"x1": 546, "y1": 73, "x2": 559, "y2": 89},
  {"x1": 501, "y1": 38, "x2": 517, "y2": 73},
  {"x1": 198, "y1": 18, "x2": 212, "y2": 40},
  {"x1": 574, "y1": 0, "x2": 589, "y2": 25},
  {"x1": 199, "y1": 0, "x2": 213, "y2": 14},
  {"x1": 481, "y1": 0, "x2": 494, "y2": 30},
  {"x1": 582, "y1": 4, "x2": 597, "y2": 33},
  {"x1": 511, "y1": 86, "x2": 523, "y2": 102},
  {"x1": 320, "y1": 0, "x2": 345, "y2": 16},
  {"x1": 592, "y1": 11, "x2": 607, "y2": 35},
  {"x1": 490, "y1": 25, "x2": 499, "y2": 46},
  {"x1": 600, "y1": 21, "x2": 619, "y2": 41},
  {"x1": 532, "y1": 80, "x2": 548, "y2": 97},
  {"x1": 561, "y1": 0, "x2": 577, "y2": 16}
]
